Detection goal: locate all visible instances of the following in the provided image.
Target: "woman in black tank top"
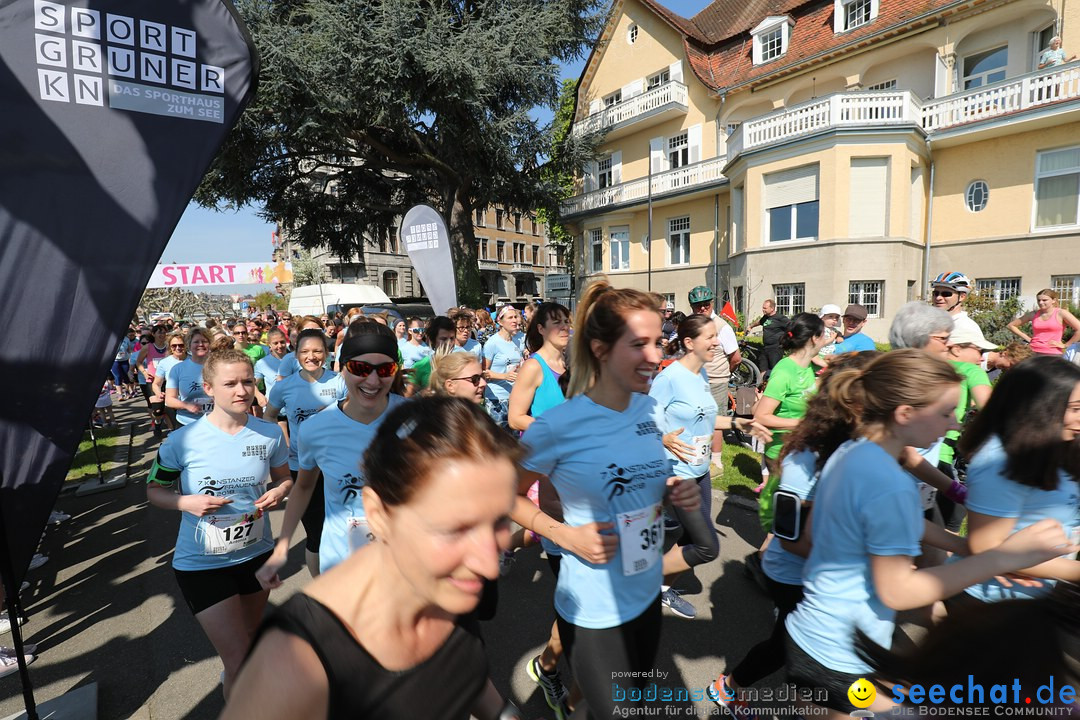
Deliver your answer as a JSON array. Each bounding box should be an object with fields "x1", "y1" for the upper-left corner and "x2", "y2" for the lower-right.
[{"x1": 220, "y1": 397, "x2": 524, "y2": 720}]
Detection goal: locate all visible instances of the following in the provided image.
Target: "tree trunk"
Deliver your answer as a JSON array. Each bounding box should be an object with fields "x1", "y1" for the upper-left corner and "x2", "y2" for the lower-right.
[{"x1": 447, "y1": 185, "x2": 485, "y2": 308}]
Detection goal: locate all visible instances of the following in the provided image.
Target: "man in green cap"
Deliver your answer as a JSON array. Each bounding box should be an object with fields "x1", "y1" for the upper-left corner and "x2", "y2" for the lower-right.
[{"x1": 688, "y1": 286, "x2": 741, "y2": 410}]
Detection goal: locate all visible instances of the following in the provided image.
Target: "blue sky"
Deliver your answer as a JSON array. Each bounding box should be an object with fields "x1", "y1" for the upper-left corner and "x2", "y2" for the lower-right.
[{"x1": 164, "y1": 0, "x2": 713, "y2": 277}]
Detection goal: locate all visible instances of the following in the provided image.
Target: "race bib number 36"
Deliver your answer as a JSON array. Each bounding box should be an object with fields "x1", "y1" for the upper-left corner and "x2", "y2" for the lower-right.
[
  {"x1": 199, "y1": 510, "x2": 265, "y2": 555},
  {"x1": 347, "y1": 515, "x2": 375, "y2": 552},
  {"x1": 617, "y1": 504, "x2": 663, "y2": 576}
]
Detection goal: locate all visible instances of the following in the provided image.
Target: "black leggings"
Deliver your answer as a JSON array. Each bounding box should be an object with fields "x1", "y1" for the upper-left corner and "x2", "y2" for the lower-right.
[
  {"x1": 729, "y1": 576, "x2": 804, "y2": 687},
  {"x1": 670, "y1": 473, "x2": 719, "y2": 568},
  {"x1": 558, "y1": 598, "x2": 662, "y2": 720}
]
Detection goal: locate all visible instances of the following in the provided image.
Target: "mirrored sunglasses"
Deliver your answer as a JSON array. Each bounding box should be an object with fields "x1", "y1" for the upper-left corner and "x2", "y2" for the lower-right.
[{"x1": 344, "y1": 360, "x2": 399, "y2": 378}]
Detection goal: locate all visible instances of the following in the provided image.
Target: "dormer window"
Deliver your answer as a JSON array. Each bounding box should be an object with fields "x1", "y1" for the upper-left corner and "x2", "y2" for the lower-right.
[
  {"x1": 834, "y1": 0, "x2": 877, "y2": 33},
  {"x1": 752, "y1": 17, "x2": 793, "y2": 65}
]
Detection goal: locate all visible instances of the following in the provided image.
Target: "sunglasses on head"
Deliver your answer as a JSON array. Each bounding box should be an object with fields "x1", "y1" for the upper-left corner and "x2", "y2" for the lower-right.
[
  {"x1": 451, "y1": 374, "x2": 484, "y2": 387},
  {"x1": 344, "y1": 359, "x2": 399, "y2": 378},
  {"x1": 932, "y1": 290, "x2": 954, "y2": 298}
]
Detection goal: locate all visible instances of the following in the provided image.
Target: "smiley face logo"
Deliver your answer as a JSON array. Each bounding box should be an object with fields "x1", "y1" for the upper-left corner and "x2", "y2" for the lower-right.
[{"x1": 847, "y1": 678, "x2": 876, "y2": 709}]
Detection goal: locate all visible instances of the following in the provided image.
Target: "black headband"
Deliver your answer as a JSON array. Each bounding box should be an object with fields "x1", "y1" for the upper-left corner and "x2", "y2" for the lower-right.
[{"x1": 340, "y1": 332, "x2": 398, "y2": 362}]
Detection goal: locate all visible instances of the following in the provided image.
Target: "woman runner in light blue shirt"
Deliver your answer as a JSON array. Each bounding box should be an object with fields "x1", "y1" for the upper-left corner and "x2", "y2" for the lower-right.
[
  {"x1": 784, "y1": 350, "x2": 1073, "y2": 718},
  {"x1": 515, "y1": 280, "x2": 703, "y2": 720},
  {"x1": 482, "y1": 305, "x2": 525, "y2": 429},
  {"x1": 165, "y1": 327, "x2": 213, "y2": 426},
  {"x1": 259, "y1": 321, "x2": 405, "y2": 583},
  {"x1": 147, "y1": 348, "x2": 291, "y2": 699}
]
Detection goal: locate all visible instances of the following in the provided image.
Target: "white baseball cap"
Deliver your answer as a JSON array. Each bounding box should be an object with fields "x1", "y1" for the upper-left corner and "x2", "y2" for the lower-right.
[
  {"x1": 949, "y1": 325, "x2": 997, "y2": 350},
  {"x1": 819, "y1": 304, "x2": 843, "y2": 317}
]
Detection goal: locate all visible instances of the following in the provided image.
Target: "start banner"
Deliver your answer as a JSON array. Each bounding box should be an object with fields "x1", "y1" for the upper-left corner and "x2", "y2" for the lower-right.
[{"x1": 148, "y1": 261, "x2": 293, "y2": 287}]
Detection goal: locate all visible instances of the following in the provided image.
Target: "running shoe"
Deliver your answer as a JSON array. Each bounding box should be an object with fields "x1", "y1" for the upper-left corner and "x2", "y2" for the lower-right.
[
  {"x1": 0, "y1": 616, "x2": 25, "y2": 636},
  {"x1": 0, "y1": 651, "x2": 35, "y2": 679},
  {"x1": 28, "y1": 554, "x2": 48, "y2": 571},
  {"x1": 526, "y1": 655, "x2": 570, "y2": 720},
  {"x1": 709, "y1": 675, "x2": 757, "y2": 719},
  {"x1": 660, "y1": 588, "x2": 696, "y2": 619}
]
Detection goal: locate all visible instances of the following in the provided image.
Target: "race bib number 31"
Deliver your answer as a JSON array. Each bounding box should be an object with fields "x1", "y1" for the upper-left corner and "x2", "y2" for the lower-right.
[
  {"x1": 199, "y1": 510, "x2": 265, "y2": 555},
  {"x1": 617, "y1": 504, "x2": 663, "y2": 576}
]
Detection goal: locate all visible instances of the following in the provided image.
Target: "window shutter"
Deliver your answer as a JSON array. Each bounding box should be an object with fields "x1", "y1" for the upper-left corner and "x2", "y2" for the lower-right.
[
  {"x1": 764, "y1": 165, "x2": 818, "y2": 208},
  {"x1": 732, "y1": 187, "x2": 744, "y2": 253},
  {"x1": 622, "y1": 79, "x2": 644, "y2": 98},
  {"x1": 687, "y1": 124, "x2": 702, "y2": 164},
  {"x1": 584, "y1": 160, "x2": 597, "y2": 192},
  {"x1": 910, "y1": 167, "x2": 924, "y2": 242},
  {"x1": 650, "y1": 136, "x2": 666, "y2": 172},
  {"x1": 669, "y1": 60, "x2": 683, "y2": 83},
  {"x1": 611, "y1": 151, "x2": 622, "y2": 185},
  {"x1": 849, "y1": 158, "x2": 889, "y2": 237},
  {"x1": 589, "y1": 98, "x2": 602, "y2": 115}
]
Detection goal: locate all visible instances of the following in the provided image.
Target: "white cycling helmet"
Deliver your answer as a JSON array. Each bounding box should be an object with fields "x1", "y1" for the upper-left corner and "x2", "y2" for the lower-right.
[{"x1": 931, "y1": 271, "x2": 972, "y2": 293}]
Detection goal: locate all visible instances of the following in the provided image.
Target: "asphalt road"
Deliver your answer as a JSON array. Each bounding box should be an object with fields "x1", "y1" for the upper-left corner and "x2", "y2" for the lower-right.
[{"x1": 0, "y1": 400, "x2": 781, "y2": 719}]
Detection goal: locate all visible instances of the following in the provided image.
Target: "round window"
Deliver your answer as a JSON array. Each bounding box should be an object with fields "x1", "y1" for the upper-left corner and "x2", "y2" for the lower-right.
[
  {"x1": 628, "y1": 24, "x2": 638, "y2": 44},
  {"x1": 965, "y1": 180, "x2": 989, "y2": 212}
]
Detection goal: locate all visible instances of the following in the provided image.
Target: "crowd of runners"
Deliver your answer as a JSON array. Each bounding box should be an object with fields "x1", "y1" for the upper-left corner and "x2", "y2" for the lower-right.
[{"x1": 21, "y1": 269, "x2": 1075, "y2": 718}]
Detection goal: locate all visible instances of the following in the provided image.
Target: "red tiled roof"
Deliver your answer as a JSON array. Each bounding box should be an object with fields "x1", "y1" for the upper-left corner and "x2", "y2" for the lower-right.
[{"x1": 637, "y1": 0, "x2": 971, "y2": 92}]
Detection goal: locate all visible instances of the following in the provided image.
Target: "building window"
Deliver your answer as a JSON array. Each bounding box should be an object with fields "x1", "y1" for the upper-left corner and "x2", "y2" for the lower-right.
[
  {"x1": 975, "y1": 277, "x2": 1021, "y2": 302},
  {"x1": 383, "y1": 270, "x2": 398, "y2": 297},
  {"x1": 609, "y1": 227, "x2": 630, "y2": 271},
  {"x1": 843, "y1": 0, "x2": 873, "y2": 30},
  {"x1": 965, "y1": 181, "x2": 989, "y2": 212},
  {"x1": 532, "y1": 246, "x2": 540, "y2": 266},
  {"x1": 773, "y1": 283, "x2": 806, "y2": 316},
  {"x1": 866, "y1": 79, "x2": 897, "y2": 90},
  {"x1": 496, "y1": 209, "x2": 504, "y2": 229},
  {"x1": 1052, "y1": 275, "x2": 1080, "y2": 305},
  {"x1": 497, "y1": 241, "x2": 505, "y2": 262},
  {"x1": 764, "y1": 165, "x2": 819, "y2": 243},
  {"x1": 752, "y1": 17, "x2": 791, "y2": 65},
  {"x1": 627, "y1": 24, "x2": 638, "y2": 44},
  {"x1": 963, "y1": 46, "x2": 1008, "y2": 89},
  {"x1": 647, "y1": 69, "x2": 670, "y2": 90},
  {"x1": 475, "y1": 208, "x2": 486, "y2": 226},
  {"x1": 598, "y1": 156, "x2": 613, "y2": 189},
  {"x1": 849, "y1": 281, "x2": 883, "y2": 318},
  {"x1": 514, "y1": 213, "x2": 522, "y2": 233},
  {"x1": 667, "y1": 217, "x2": 690, "y2": 266},
  {"x1": 603, "y1": 90, "x2": 622, "y2": 108},
  {"x1": 531, "y1": 218, "x2": 538, "y2": 235},
  {"x1": 1034, "y1": 146, "x2": 1080, "y2": 229},
  {"x1": 588, "y1": 229, "x2": 603, "y2": 273},
  {"x1": 512, "y1": 242, "x2": 525, "y2": 263},
  {"x1": 668, "y1": 133, "x2": 689, "y2": 169}
]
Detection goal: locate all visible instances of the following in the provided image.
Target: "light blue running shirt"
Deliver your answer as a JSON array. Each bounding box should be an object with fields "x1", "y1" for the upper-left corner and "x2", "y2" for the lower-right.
[
  {"x1": 482, "y1": 332, "x2": 525, "y2": 404},
  {"x1": 962, "y1": 434, "x2": 1080, "y2": 602},
  {"x1": 167, "y1": 358, "x2": 212, "y2": 425},
  {"x1": 522, "y1": 393, "x2": 672, "y2": 629},
  {"x1": 398, "y1": 339, "x2": 433, "y2": 369},
  {"x1": 254, "y1": 354, "x2": 283, "y2": 397},
  {"x1": 452, "y1": 338, "x2": 481, "y2": 355},
  {"x1": 155, "y1": 355, "x2": 183, "y2": 390},
  {"x1": 762, "y1": 448, "x2": 818, "y2": 586},
  {"x1": 154, "y1": 416, "x2": 288, "y2": 571},
  {"x1": 785, "y1": 438, "x2": 923, "y2": 674},
  {"x1": 299, "y1": 395, "x2": 406, "y2": 573},
  {"x1": 648, "y1": 361, "x2": 718, "y2": 479},
  {"x1": 268, "y1": 371, "x2": 347, "y2": 470}
]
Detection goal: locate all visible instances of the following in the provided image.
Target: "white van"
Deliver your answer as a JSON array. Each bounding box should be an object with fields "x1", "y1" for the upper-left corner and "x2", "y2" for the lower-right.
[{"x1": 287, "y1": 283, "x2": 392, "y2": 317}]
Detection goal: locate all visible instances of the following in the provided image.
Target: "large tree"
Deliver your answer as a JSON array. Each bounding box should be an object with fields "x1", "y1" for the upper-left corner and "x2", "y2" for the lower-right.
[{"x1": 196, "y1": 0, "x2": 603, "y2": 306}]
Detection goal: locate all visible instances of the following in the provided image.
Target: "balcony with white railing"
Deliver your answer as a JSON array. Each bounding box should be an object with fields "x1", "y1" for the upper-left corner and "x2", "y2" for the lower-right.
[
  {"x1": 562, "y1": 64, "x2": 1080, "y2": 218},
  {"x1": 561, "y1": 156, "x2": 728, "y2": 217},
  {"x1": 571, "y1": 82, "x2": 689, "y2": 140}
]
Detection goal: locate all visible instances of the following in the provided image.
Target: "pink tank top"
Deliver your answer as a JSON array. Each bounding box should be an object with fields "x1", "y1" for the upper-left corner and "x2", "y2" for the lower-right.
[
  {"x1": 1030, "y1": 308, "x2": 1064, "y2": 355},
  {"x1": 144, "y1": 343, "x2": 168, "y2": 378}
]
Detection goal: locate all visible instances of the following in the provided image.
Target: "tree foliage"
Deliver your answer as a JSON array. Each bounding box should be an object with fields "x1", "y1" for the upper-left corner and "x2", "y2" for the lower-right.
[
  {"x1": 253, "y1": 291, "x2": 288, "y2": 310},
  {"x1": 196, "y1": 0, "x2": 604, "y2": 305},
  {"x1": 290, "y1": 248, "x2": 324, "y2": 287},
  {"x1": 535, "y1": 78, "x2": 580, "y2": 272}
]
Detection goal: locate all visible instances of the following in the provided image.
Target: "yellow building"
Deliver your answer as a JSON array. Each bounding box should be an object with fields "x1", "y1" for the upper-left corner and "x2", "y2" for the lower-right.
[{"x1": 562, "y1": 0, "x2": 1080, "y2": 336}]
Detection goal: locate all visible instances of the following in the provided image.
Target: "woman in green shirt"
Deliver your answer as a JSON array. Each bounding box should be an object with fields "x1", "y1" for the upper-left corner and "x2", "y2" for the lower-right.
[{"x1": 753, "y1": 313, "x2": 831, "y2": 479}]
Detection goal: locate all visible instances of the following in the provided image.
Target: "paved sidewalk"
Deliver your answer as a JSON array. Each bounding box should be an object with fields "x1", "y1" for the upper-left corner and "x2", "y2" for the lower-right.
[{"x1": 1, "y1": 400, "x2": 785, "y2": 719}]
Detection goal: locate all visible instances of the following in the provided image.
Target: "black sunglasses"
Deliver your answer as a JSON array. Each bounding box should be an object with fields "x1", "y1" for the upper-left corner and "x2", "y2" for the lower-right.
[
  {"x1": 932, "y1": 290, "x2": 954, "y2": 298},
  {"x1": 344, "y1": 360, "x2": 399, "y2": 378},
  {"x1": 451, "y1": 374, "x2": 484, "y2": 387}
]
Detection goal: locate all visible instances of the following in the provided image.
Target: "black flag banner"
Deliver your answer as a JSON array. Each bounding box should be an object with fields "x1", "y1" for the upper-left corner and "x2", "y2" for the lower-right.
[{"x1": 0, "y1": 0, "x2": 257, "y2": 597}]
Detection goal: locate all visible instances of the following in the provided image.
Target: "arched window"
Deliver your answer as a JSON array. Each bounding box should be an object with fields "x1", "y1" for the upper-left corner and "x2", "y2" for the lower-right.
[{"x1": 383, "y1": 270, "x2": 398, "y2": 297}]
